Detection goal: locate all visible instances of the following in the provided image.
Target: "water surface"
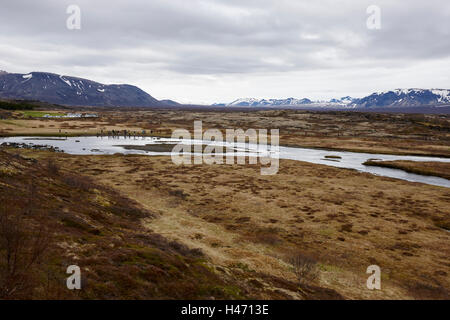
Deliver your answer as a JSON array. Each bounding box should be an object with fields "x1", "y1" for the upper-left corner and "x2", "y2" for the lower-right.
[{"x1": 1, "y1": 136, "x2": 449, "y2": 188}]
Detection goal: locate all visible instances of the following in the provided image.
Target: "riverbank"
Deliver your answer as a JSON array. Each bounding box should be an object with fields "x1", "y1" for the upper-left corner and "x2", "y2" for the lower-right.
[{"x1": 364, "y1": 160, "x2": 450, "y2": 180}]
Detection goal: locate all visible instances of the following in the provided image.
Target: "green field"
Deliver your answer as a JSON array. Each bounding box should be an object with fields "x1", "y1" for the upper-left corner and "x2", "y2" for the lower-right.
[{"x1": 20, "y1": 111, "x2": 66, "y2": 118}]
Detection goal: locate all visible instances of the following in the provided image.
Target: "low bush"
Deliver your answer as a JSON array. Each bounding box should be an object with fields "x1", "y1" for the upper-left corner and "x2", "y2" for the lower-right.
[{"x1": 289, "y1": 253, "x2": 319, "y2": 286}]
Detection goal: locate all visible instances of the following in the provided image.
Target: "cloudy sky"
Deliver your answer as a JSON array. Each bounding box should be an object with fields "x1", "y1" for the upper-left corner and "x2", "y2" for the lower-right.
[{"x1": 0, "y1": 0, "x2": 449, "y2": 104}]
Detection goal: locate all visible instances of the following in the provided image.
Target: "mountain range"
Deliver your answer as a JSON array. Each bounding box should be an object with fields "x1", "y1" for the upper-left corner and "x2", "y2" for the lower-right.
[
  {"x1": 216, "y1": 89, "x2": 450, "y2": 108},
  {"x1": 0, "y1": 71, "x2": 175, "y2": 107},
  {"x1": 216, "y1": 97, "x2": 313, "y2": 107},
  {"x1": 0, "y1": 71, "x2": 449, "y2": 109},
  {"x1": 354, "y1": 89, "x2": 450, "y2": 108}
]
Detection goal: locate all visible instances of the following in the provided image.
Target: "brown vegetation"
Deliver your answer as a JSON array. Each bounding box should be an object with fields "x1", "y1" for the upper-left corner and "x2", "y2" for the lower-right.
[
  {"x1": 0, "y1": 150, "x2": 263, "y2": 299},
  {"x1": 12, "y1": 148, "x2": 448, "y2": 300},
  {"x1": 0, "y1": 107, "x2": 449, "y2": 300}
]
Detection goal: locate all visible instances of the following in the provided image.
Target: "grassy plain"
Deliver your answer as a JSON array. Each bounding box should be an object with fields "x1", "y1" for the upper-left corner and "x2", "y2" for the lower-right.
[{"x1": 0, "y1": 107, "x2": 449, "y2": 299}]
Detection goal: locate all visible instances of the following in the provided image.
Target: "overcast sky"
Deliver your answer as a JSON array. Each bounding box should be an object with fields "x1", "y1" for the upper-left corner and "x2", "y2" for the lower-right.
[{"x1": 0, "y1": 0, "x2": 449, "y2": 104}]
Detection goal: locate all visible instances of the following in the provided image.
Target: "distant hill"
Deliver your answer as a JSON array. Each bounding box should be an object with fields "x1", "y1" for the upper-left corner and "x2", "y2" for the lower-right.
[
  {"x1": 0, "y1": 71, "x2": 167, "y2": 107},
  {"x1": 159, "y1": 99, "x2": 181, "y2": 106}
]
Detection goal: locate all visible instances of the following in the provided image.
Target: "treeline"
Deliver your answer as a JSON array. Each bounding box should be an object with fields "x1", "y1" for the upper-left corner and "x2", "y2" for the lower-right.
[{"x1": 0, "y1": 100, "x2": 36, "y2": 110}]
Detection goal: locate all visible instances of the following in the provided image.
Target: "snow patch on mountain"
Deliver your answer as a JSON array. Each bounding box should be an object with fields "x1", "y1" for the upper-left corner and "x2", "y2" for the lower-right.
[
  {"x1": 59, "y1": 75, "x2": 72, "y2": 87},
  {"x1": 21, "y1": 74, "x2": 33, "y2": 83},
  {"x1": 431, "y1": 89, "x2": 450, "y2": 103}
]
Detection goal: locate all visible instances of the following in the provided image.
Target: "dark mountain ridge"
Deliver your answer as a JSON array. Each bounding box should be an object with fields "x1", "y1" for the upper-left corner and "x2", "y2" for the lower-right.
[{"x1": 0, "y1": 71, "x2": 168, "y2": 107}]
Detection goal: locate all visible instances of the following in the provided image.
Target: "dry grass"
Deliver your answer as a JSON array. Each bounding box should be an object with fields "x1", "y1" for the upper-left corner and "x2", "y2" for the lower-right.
[
  {"x1": 16, "y1": 149, "x2": 448, "y2": 300},
  {"x1": 0, "y1": 149, "x2": 266, "y2": 300},
  {"x1": 1, "y1": 108, "x2": 449, "y2": 300}
]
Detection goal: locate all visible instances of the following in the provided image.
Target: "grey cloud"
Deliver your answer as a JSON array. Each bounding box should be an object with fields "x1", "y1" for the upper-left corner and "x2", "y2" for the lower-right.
[{"x1": 0, "y1": 0, "x2": 449, "y2": 102}]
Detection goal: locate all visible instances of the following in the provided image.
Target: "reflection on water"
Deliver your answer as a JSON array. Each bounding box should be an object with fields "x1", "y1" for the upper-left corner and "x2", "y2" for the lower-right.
[{"x1": 1, "y1": 136, "x2": 449, "y2": 188}]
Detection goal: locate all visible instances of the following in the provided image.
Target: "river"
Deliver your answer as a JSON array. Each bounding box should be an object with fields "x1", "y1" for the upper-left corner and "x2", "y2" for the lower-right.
[{"x1": 1, "y1": 136, "x2": 449, "y2": 188}]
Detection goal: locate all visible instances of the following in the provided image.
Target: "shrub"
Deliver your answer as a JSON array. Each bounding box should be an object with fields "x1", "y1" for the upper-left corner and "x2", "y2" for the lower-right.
[{"x1": 289, "y1": 253, "x2": 319, "y2": 286}]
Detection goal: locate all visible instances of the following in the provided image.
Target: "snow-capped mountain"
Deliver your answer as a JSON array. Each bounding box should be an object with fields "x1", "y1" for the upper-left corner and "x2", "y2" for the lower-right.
[
  {"x1": 0, "y1": 71, "x2": 167, "y2": 107},
  {"x1": 328, "y1": 96, "x2": 356, "y2": 105},
  {"x1": 220, "y1": 97, "x2": 313, "y2": 107},
  {"x1": 217, "y1": 89, "x2": 450, "y2": 108},
  {"x1": 353, "y1": 89, "x2": 450, "y2": 108},
  {"x1": 216, "y1": 96, "x2": 356, "y2": 107}
]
